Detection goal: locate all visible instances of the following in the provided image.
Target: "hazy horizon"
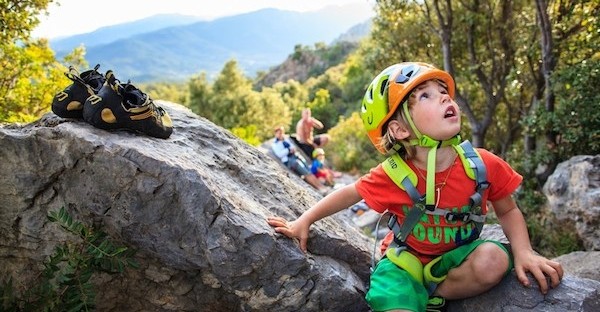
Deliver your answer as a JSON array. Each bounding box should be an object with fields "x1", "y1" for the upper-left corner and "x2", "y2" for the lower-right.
[{"x1": 33, "y1": 0, "x2": 375, "y2": 39}]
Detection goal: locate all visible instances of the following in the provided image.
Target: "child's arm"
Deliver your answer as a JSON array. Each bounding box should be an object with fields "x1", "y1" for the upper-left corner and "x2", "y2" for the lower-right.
[
  {"x1": 492, "y1": 195, "x2": 564, "y2": 294},
  {"x1": 267, "y1": 183, "x2": 362, "y2": 252}
]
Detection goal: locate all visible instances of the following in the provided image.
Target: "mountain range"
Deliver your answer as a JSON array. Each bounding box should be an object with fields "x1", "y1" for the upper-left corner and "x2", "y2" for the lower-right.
[{"x1": 50, "y1": 3, "x2": 373, "y2": 83}]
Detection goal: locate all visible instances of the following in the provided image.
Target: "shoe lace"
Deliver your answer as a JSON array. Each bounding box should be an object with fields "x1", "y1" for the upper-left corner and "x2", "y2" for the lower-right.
[
  {"x1": 65, "y1": 64, "x2": 105, "y2": 94},
  {"x1": 121, "y1": 82, "x2": 166, "y2": 117},
  {"x1": 80, "y1": 64, "x2": 105, "y2": 93},
  {"x1": 106, "y1": 71, "x2": 167, "y2": 119},
  {"x1": 122, "y1": 83, "x2": 150, "y2": 107}
]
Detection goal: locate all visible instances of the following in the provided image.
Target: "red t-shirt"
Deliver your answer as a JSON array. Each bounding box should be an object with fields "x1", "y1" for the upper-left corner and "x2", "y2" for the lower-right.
[{"x1": 356, "y1": 148, "x2": 522, "y2": 262}]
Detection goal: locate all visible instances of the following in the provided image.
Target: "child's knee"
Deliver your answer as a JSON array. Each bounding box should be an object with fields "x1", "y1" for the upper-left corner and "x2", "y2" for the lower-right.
[{"x1": 471, "y1": 243, "x2": 509, "y2": 283}]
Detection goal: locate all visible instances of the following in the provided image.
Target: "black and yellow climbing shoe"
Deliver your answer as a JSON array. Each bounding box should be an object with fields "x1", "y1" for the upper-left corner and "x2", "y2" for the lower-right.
[
  {"x1": 426, "y1": 296, "x2": 447, "y2": 312},
  {"x1": 82, "y1": 70, "x2": 173, "y2": 139},
  {"x1": 52, "y1": 64, "x2": 105, "y2": 119}
]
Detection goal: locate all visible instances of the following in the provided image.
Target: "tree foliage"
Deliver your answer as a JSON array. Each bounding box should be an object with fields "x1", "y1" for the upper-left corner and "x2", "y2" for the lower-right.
[
  {"x1": 0, "y1": 0, "x2": 53, "y2": 42},
  {"x1": 0, "y1": 0, "x2": 86, "y2": 123},
  {"x1": 532, "y1": 59, "x2": 600, "y2": 158},
  {"x1": 327, "y1": 112, "x2": 381, "y2": 174},
  {"x1": 187, "y1": 60, "x2": 292, "y2": 144}
]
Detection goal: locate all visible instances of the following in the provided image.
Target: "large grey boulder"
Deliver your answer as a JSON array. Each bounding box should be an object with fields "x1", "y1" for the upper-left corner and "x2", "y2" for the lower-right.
[
  {"x1": 543, "y1": 155, "x2": 600, "y2": 250},
  {"x1": 1, "y1": 101, "x2": 599, "y2": 311},
  {"x1": 0, "y1": 102, "x2": 372, "y2": 311},
  {"x1": 448, "y1": 272, "x2": 600, "y2": 311},
  {"x1": 553, "y1": 251, "x2": 600, "y2": 282}
]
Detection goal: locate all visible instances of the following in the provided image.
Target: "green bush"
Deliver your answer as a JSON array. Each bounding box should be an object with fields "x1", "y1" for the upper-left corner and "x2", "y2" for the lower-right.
[
  {"x1": 1, "y1": 207, "x2": 138, "y2": 311},
  {"x1": 327, "y1": 112, "x2": 383, "y2": 174}
]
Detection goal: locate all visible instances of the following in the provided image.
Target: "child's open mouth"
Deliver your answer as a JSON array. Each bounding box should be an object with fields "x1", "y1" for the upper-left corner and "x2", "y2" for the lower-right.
[{"x1": 444, "y1": 106, "x2": 457, "y2": 118}]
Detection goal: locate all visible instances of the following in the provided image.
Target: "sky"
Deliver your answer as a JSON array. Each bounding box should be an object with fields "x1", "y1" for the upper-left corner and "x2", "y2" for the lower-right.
[{"x1": 33, "y1": 0, "x2": 375, "y2": 39}]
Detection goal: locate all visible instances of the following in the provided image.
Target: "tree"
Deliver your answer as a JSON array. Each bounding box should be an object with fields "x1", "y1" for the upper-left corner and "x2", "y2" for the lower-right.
[
  {"x1": 418, "y1": 0, "x2": 522, "y2": 149},
  {"x1": 327, "y1": 112, "x2": 381, "y2": 173},
  {"x1": 366, "y1": 0, "x2": 436, "y2": 70},
  {"x1": 187, "y1": 72, "x2": 214, "y2": 120},
  {"x1": 0, "y1": 0, "x2": 85, "y2": 123},
  {"x1": 188, "y1": 60, "x2": 291, "y2": 144},
  {"x1": 528, "y1": 0, "x2": 600, "y2": 183},
  {"x1": 0, "y1": 0, "x2": 53, "y2": 43}
]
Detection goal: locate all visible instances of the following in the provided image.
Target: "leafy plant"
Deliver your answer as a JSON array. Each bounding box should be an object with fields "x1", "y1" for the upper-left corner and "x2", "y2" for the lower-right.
[{"x1": 1, "y1": 207, "x2": 138, "y2": 311}]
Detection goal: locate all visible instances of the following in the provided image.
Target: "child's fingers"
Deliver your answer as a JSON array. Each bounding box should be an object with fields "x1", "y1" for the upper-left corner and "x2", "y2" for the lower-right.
[
  {"x1": 544, "y1": 261, "x2": 563, "y2": 288},
  {"x1": 298, "y1": 237, "x2": 308, "y2": 253},
  {"x1": 548, "y1": 260, "x2": 564, "y2": 280},
  {"x1": 267, "y1": 216, "x2": 288, "y2": 227},
  {"x1": 529, "y1": 266, "x2": 550, "y2": 294},
  {"x1": 266, "y1": 217, "x2": 308, "y2": 253},
  {"x1": 515, "y1": 266, "x2": 531, "y2": 288}
]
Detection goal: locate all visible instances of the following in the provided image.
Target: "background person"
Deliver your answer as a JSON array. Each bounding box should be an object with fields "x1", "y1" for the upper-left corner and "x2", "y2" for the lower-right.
[
  {"x1": 310, "y1": 148, "x2": 336, "y2": 186},
  {"x1": 271, "y1": 126, "x2": 329, "y2": 195},
  {"x1": 295, "y1": 108, "x2": 330, "y2": 159}
]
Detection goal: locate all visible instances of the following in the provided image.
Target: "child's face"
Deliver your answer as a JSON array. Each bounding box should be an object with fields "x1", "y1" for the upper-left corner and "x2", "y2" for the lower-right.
[{"x1": 408, "y1": 80, "x2": 461, "y2": 140}]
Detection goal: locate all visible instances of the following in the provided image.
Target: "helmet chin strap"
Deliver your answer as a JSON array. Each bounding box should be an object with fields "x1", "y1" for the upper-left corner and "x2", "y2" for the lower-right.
[{"x1": 402, "y1": 103, "x2": 461, "y2": 208}]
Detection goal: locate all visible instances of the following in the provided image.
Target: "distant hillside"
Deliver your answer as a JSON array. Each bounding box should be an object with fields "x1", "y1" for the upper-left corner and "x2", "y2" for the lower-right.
[
  {"x1": 333, "y1": 20, "x2": 372, "y2": 43},
  {"x1": 50, "y1": 14, "x2": 205, "y2": 52},
  {"x1": 52, "y1": 4, "x2": 373, "y2": 83},
  {"x1": 254, "y1": 41, "x2": 360, "y2": 88}
]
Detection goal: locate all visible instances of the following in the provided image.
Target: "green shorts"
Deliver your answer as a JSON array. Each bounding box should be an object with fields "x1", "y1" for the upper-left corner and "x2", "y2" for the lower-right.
[{"x1": 365, "y1": 240, "x2": 513, "y2": 312}]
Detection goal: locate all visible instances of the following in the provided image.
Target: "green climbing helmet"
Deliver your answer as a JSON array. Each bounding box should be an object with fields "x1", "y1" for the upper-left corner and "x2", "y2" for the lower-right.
[{"x1": 312, "y1": 148, "x2": 325, "y2": 158}]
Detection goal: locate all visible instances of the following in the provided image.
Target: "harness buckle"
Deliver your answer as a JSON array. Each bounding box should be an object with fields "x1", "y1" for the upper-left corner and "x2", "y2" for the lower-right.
[
  {"x1": 477, "y1": 181, "x2": 491, "y2": 191},
  {"x1": 445, "y1": 212, "x2": 470, "y2": 222}
]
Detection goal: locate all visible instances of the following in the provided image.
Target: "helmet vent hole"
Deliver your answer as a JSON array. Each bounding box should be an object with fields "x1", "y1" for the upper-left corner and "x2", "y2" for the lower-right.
[{"x1": 380, "y1": 78, "x2": 388, "y2": 95}]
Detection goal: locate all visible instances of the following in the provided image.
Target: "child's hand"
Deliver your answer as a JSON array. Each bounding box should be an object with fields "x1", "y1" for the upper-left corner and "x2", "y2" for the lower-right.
[
  {"x1": 267, "y1": 216, "x2": 310, "y2": 253},
  {"x1": 514, "y1": 251, "x2": 564, "y2": 294}
]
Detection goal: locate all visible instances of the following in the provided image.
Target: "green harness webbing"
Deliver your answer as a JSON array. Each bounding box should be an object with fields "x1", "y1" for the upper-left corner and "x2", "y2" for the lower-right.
[{"x1": 382, "y1": 140, "x2": 489, "y2": 247}]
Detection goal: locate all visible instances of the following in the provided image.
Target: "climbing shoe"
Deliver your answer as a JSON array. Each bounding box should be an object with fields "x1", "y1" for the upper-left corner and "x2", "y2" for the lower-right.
[
  {"x1": 82, "y1": 70, "x2": 173, "y2": 139},
  {"x1": 52, "y1": 64, "x2": 106, "y2": 119},
  {"x1": 426, "y1": 296, "x2": 447, "y2": 312}
]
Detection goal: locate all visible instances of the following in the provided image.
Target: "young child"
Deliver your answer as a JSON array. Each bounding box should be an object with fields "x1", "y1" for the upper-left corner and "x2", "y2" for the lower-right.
[
  {"x1": 267, "y1": 62, "x2": 563, "y2": 311},
  {"x1": 311, "y1": 148, "x2": 335, "y2": 186}
]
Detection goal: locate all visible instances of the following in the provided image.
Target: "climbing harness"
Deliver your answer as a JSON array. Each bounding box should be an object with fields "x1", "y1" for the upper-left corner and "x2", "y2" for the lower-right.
[
  {"x1": 370, "y1": 140, "x2": 489, "y2": 294},
  {"x1": 382, "y1": 140, "x2": 489, "y2": 249}
]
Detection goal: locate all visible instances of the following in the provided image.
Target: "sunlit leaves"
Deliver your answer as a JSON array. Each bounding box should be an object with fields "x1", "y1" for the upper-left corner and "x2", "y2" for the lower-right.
[
  {"x1": 0, "y1": 0, "x2": 53, "y2": 42},
  {"x1": 0, "y1": 0, "x2": 87, "y2": 123}
]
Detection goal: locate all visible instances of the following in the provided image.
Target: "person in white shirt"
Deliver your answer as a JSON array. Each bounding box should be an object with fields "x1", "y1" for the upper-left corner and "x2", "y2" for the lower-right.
[{"x1": 272, "y1": 126, "x2": 329, "y2": 194}]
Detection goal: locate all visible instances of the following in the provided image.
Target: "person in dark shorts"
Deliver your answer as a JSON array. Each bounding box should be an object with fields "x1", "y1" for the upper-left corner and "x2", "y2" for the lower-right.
[{"x1": 295, "y1": 108, "x2": 329, "y2": 159}]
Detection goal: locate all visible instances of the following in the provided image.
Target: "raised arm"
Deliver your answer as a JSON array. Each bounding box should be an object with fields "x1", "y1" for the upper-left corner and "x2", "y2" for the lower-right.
[{"x1": 311, "y1": 117, "x2": 324, "y2": 129}]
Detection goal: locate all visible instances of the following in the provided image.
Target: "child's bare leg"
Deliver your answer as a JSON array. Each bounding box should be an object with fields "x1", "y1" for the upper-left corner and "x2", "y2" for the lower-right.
[{"x1": 434, "y1": 242, "x2": 509, "y2": 299}]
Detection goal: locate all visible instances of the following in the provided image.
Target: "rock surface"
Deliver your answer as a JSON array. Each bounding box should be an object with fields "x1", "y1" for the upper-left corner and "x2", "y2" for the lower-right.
[
  {"x1": 1, "y1": 101, "x2": 599, "y2": 311},
  {"x1": 553, "y1": 251, "x2": 600, "y2": 282},
  {"x1": 543, "y1": 155, "x2": 600, "y2": 250}
]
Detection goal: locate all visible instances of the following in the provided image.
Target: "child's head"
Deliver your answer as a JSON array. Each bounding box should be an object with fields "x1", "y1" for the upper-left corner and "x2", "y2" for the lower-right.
[
  {"x1": 360, "y1": 62, "x2": 458, "y2": 156},
  {"x1": 312, "y1": 148, "x2": 325, "y2": 159}
]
